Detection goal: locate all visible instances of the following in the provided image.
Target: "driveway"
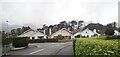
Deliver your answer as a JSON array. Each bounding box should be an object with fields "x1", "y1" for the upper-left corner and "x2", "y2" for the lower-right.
[{"x1": 2, "y1": 42, "x2": 74, "y2": 57}]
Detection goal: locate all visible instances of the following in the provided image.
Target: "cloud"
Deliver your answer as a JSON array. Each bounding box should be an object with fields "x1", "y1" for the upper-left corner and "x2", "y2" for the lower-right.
[{"x1": 0, "y1": 0, "x2": 119, "y2": 28}]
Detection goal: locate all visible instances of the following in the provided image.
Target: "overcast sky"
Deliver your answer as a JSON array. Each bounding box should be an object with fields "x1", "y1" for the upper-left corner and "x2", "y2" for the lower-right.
[{"x1": 0, "y1": 0, "x2": 120, "y2": 27}]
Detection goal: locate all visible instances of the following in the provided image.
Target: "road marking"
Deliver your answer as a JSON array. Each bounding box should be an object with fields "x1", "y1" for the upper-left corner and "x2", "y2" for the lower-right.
[
  {"x1": 61, "y1": 46, "x2": 65, "y2": 49},
  {"x1": 29, "y1": 49, "x2": 44, "y2": 54}
]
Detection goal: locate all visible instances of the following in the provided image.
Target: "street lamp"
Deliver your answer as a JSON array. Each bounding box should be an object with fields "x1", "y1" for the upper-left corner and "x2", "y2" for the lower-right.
[{"x1": 6, "y1": 21, "x2": 9, "y2": 38}]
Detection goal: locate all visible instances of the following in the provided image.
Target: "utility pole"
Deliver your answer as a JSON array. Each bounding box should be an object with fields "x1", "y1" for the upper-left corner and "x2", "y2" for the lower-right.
[{"x1": 6, "y1": 20, "x2": 9, "y2": 38}]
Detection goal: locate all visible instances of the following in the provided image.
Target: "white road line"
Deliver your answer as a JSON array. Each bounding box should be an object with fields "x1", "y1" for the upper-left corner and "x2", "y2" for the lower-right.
[
  {"x1": 61, "y1": 46, "x2": 65, "y2": 49},
  {"x1": 29, "y1": 49, "x2": 44, "y2": 54}
]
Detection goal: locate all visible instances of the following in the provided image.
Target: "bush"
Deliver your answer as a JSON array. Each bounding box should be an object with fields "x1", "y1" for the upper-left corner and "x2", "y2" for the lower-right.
[
  {"x1": 73, "y1": 39, "x2": 76, "y2": 55},
  {"x1": 91, "y1": 35, "x2": 120, "y2": 40},
  {"x1": 56, "y1": 35, "x2": 64, "y2": 40},
  {"x1": 105, "y1": 28, "x2": 114, "y2": 35},
  {"x1": 73, "y1": 38, "x2": 120, "y2": 57},
  {"x1": 105, "y1": 35, "x2": 120, "y2": 40},
  {"x1": 29, "y1": 39, "x2": 58, "y2": 43},
  {"x1": 13, "y1": 37, "x2": 29, "y2": 48},
  {"x1": 2, "y1": 38, "x2": 12, "y2": 45}
]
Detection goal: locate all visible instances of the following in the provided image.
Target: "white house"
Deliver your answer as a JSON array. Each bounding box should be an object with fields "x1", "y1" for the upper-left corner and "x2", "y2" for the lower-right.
[
  {"x1": 73, "y1": 28, "x2": 100, "y2": 38},
  {"x1": 50, "y1": 28, "x2": 73, "y2": 40},
  {"x1": 30, "y1": 31, "x2": 47, "y2": 39},
  {"x1": 114, "y1": 30, "x2": 120, "y2": 35},
  {"x1": 18, "y1": 29, "x2": 46, "y2": 39}
]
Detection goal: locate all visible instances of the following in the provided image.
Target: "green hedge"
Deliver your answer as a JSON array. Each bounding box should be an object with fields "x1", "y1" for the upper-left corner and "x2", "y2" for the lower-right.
[
  {"x1": 13, "y1": 37, "x2": 29, "y2": 48},
  {"x1": 29, "y1": 39, "x2": 58, "y2": 43},
  {"x1": 2, "y1": 38, "x2": 12, "y2": 45},
  {"x1": 91, "y1": 35, "x2": 120, "y2": 40},
  {"x1": 105, "y1": 35, "x2": 120, "y2": 40},
  {"x1": 73, "y1": 37, "x2": 120, "y2": 57}
]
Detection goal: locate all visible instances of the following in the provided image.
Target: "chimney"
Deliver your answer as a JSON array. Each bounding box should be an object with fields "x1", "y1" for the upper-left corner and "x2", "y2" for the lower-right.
[{"x1": 49, "y1": 28, "x2": 52, "y2": 35}]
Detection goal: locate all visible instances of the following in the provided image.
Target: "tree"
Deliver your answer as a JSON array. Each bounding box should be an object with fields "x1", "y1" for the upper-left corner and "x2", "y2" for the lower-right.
[
  {"x1": 118, "y1": 27, "x2": 120, "y2": 32},
  {"x1": 71, "y1": 20, "x2": 77, "y2": 26},
  {"x1": 105, "y1": 27, "x2": 114, "y2": 35},
  {"x1": 78, "y1": 20, "x2": 84, "y2": 29},
  {"x1": 71, "y1": 20, "x2": 77, "y2": 32},
  {"x1": 11, "y1": 29, "x2": 16, "y2": 35},
  {"x1": 22, "y1": 26, "x2": 31, "y2": 33},
  {"x1": 60, "y1": 21, "x2": 67, "y2": 28},
  {"x1": 16, "y1": 28, "x2": 22, "y2": 35},
  {"x1": 112, "y1": 22, "x2": 117, "y2": 28},
  {"x1": 2, "y1": 31, "x2": 6, "y2": 39}
]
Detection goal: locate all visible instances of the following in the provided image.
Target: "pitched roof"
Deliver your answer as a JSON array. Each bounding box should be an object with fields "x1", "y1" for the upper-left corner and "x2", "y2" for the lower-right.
[
  {"x1": 50, "y1": 28, "x2": 72, "y2": 36},
  {"x1": 18, "y1": 29, "x2": 46, "y2": 37}
]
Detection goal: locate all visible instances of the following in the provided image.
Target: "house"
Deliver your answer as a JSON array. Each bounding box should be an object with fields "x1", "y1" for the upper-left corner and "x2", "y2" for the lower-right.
[
  {"x1": 114, "y1": 30, "x2": 120, "y2": 35},
  {"x1": 18, "y1": 29, "x2": 46, "y2": 39},
  {"x1": 73, "y1": 28, "x2": 100, "y2": 38},
  {"x1": 30, "y1": 31, "x2": 47, "y2": 39},
  {"x1": 50, "y1": 28, "x2": 73, "y2": 40}
]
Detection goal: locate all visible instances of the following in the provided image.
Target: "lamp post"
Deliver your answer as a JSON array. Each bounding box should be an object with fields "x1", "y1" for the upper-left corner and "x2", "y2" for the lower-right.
[{"x1": 6, "y1": 21, "x2": 8, "y2": 38}]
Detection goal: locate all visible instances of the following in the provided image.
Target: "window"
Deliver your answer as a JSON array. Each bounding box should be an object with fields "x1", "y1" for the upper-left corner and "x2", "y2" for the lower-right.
[
  {"x1": 86, "y1": 32, "x2": 87, "y2": 33},
  {"x1": 32, "y1": 37, "x2": 35, "y2": 39},
  {"x1": 69, "y1": 36, "x2": 71, "y2": 39},
  {"x1": 38, "y1": 36, "x2": 43, "y2": 39}
]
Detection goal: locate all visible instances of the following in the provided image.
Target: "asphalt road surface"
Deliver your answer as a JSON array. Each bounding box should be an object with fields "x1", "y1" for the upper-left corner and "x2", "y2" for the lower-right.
[{"x1": 2, "y1": 42, "x2": 74, "y2": 57}]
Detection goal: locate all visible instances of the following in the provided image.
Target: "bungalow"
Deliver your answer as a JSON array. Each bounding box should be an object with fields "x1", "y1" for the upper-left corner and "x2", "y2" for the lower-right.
[
  {"x1": 73, "y1": 28, "x2": 100, "y2": 38},
  {"x1": 50, "y1": 28, "x2": 73, "y2": 40},
  {"x1": 114, "y1": 30, "x2": 120, "y2": 35},
  {"x1": 18, "y1": 29, "x2": 46, "y2": 39}
]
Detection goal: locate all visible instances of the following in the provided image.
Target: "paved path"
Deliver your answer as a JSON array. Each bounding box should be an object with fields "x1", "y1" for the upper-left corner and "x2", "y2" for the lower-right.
[{"x1": 2, "y1": 42, "x2": 74, "y2": 57}]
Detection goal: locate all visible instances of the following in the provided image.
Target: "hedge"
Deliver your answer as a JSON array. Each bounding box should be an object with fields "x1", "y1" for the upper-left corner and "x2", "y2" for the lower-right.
[
  {"x1": 2, "y1": 38, "x2": 12, "y2": 45},
  {"x1": 91, "y1": 35, "x2": 120, "y2": 40},
  {"x1": 29, "y1": 39, "x2": 58, "y2": 43},
  {"x1": 73, "y1": 37, "x2": 120, "y2": 57},
  {"x1": 13, "y1": 37, "x2": 29, "y2": 48},
  {"x1": 105, "y1": 35, "x2": 120, "y2": 40}
]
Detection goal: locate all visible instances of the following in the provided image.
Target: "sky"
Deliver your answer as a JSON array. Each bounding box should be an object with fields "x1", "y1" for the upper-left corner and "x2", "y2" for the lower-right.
[{"x1": 0, "y1": 0, "x2": 120, "y2": 28}]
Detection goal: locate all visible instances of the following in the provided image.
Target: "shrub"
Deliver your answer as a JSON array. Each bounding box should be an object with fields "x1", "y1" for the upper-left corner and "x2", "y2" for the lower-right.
[
  {"x1": 56, "y1": 35, "x2": 64, "y2": 40},
  {"x1": 105, "y1": 28, "x2": 114, "y2": 35},
  {"x1": 73, "y1": 39, "x2": 76, "y2": 55},
  {"x1": 29, "y1": 39, "x2": 58, "y2": 43},
  {"x1": 91, "y1": 35, "x2": 120, "y2": 40},
  {"x1": 105, "y1": 35, "x2": 120, "y2": 40},
  {"x1": 73, "y1": 38, "x2": 120, "y2": 57},
  {"x1": 13, "y1": 37, "x2": 29, "y2": 48},
  {"x1": 2, "y1": 38, "x2": 12, "y2": 45}
]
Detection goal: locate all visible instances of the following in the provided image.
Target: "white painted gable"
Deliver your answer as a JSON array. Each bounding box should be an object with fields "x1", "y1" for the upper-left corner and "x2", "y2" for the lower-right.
[
  {"x1": 81, "y1": 28, "x2": 95, "y2": 37},
  {"x1": 18, "y1": 29, "x2": 46, "y2": 39},
  {"x1": 73, "y1": 28, "x2": 100, "y2": 38},
  {"x1": 30, "y1": 31, "x2": 46, "y2": 39},
  {"x1": 50, "y1": 28, "x2": 72, "y2": 38}
]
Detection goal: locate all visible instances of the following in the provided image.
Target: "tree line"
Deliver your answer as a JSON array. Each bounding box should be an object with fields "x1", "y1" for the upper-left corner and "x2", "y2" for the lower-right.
[{"x1": 1, "y1": 20, "x2": 120, "y2": 38}]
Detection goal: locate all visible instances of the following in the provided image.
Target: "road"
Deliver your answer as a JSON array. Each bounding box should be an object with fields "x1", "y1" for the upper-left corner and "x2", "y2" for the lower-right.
[{"x1": 2, "y1": 42, "x2": 74, "y2": 57}]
